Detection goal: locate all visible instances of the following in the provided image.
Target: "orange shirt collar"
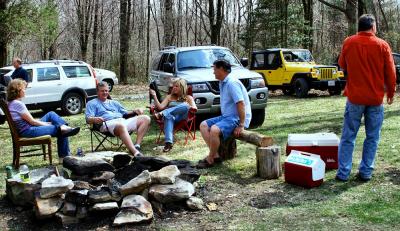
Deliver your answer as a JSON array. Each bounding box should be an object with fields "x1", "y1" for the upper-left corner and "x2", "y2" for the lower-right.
[{"x1": 357, "y1": 31, "x2": 375, "y2": 37}]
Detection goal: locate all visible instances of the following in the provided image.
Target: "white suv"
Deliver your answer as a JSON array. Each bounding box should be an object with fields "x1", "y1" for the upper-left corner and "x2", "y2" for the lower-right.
[{"x1": 2, "y1": 60, "x2": 98, "y2": 115}]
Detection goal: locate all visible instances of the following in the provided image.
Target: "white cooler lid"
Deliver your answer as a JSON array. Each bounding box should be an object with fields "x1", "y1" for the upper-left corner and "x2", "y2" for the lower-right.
[{"x1": 288, "y1": 133, "x2": 339, "y2": 146}]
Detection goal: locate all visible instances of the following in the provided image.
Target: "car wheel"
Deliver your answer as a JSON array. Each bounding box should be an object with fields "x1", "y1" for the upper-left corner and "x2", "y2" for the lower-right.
[
  {"x1": 61, "y1": 93, "x2": 83, "y2": 115},
  {"x1": 249, "y1": 109, "x2": 265, "y2": 128},
  {"x1": 103, "y1": 79, "x2": 114, "y2": 92},
  {"x1": 294, "y1": 78, "x2": 309, "y2": 98}
]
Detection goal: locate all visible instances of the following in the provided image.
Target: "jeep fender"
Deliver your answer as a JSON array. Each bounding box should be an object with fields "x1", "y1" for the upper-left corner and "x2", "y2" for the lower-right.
[{"x1": 290, "y1": 73, "x2": 312, "y2": 85}]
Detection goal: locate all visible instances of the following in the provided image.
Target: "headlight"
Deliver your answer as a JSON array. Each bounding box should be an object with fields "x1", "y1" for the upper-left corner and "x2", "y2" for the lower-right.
[
  {"x1": 191, "y1": 83, "x2": 209, "y2": 92},
  {"x1": 251, "y1": 78, "x2": 265, "y2": 89},
  {"x1": 332, "y1": 70, "x2": 337, "y2": 75},
  {"x1": 315, "y1": 69, "x2": 320, "y2": 75}
]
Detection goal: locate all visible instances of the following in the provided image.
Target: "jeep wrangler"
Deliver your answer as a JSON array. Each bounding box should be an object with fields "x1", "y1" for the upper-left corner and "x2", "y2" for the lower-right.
[{"x1": 250, "y1": 48, "x2": 345, "y2": 97}]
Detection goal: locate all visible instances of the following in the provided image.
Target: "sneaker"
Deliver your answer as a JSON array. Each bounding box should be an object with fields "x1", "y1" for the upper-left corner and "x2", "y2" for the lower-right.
[
  {"x1": 134, "y1": 144, "x2": 141, "y2": 151},
  {"x1": 134, "y1": 152, "x2": 144, "y2": 158},
  {"x1": 61, "y1": 127, "x2": 80, "y2": 137}
]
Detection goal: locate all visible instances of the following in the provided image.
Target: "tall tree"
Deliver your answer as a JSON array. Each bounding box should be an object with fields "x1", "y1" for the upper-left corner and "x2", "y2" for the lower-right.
[
  {"x1": 302, "y1": 0, "x2": 314, "y2": 51},
  {"x1": 92, "y1": 0, "x2": 99, "y2": 67},
  {"x1": 164, "y1": 0, "x2": 174, "y2": 46},
  {"x1": 318, "y1": 0, "x2": 359, "y2": 35},
  {"x1": 119, "y1": 0, "x2": 131, "y2": 83},
  {"x1": 75, "y1": 0, "x2": 94, "y2": 61},
  {"x1": 0, "y1": 0, "x2": 8, "y2": 66},
  {"x1": 209, "y1": 0, "x2": 224, "y2": 44}
]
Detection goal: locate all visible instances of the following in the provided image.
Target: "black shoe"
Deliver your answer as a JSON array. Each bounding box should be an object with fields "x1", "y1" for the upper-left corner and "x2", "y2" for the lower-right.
[
  {"x1": 61, "y1": 127, "x2": 80, "y2": 137},
  {"x1": 355, "y1": 173, "x2": 371, "y2": 182},
  {"x1": 335, "y1": 176, "x2": 348, "y2": 182},
  {"x1": 163, "y1": 142, "x2": 173, "y2": 152}
]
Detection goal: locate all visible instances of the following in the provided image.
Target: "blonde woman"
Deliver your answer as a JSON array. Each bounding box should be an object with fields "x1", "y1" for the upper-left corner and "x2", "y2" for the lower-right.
[
  {"x1": 149, "y1": 78, "x2": 197, "y2": 152},
  {"x1": 7, "y1": 79, "x2": 80, "y2": 162}
]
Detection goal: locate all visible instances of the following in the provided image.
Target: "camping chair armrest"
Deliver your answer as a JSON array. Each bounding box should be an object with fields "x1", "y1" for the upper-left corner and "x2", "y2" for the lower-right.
[{"x1": 123, "y1": 111, "x2": 138, "y2": 119}]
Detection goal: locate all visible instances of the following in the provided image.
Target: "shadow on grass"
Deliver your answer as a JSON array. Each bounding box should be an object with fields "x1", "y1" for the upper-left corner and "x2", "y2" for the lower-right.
[{"x1": 383, "y1": 167, "x2": 400, "y2": 185}]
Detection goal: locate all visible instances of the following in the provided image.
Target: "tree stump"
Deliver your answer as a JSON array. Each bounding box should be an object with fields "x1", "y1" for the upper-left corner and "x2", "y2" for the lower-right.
[
  {"x1": 218, "y1": 136, "x2": 237, "y2": 160},
  {"x1": 256, "y1": 146, "x2": 281, "y2": 179}
]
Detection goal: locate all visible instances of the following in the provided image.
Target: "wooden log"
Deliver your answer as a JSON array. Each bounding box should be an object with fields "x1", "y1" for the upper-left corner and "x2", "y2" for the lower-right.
[
  {"x1": 238, "y1": 130, "x2": 274, "y2": 147},
  {"x1": 256, "y1": 146, "x2": 281, "y2": 179},
  {"x1": 218, "y1": 136, "x2": 237, "y2": 160}
]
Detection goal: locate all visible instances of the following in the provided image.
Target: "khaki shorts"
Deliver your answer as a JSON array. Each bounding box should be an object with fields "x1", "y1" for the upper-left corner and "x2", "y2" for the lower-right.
[{"x1": 100, "y1": 117, "x2": 138, "y2": 135}]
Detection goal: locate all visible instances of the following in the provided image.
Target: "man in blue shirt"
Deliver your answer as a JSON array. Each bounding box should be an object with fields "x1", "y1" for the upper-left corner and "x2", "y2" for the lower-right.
[
  {"x1": 11, "y1": 58, "x2": 29, "y2": 82},
  {"x1": 198, "y1": 60, "x2": 251, "y2": 168},
  {"x1": 86, "y1": 82, "x2": 151, "y2": 157}
]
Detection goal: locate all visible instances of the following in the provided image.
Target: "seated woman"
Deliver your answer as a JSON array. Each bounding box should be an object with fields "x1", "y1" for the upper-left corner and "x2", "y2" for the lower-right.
[
  {"x1": 149, "y1": 78, "x2": 197, "y2": 152},
  {"x1": 7, "y1": 79, "x2": 80, "y2": 163}
]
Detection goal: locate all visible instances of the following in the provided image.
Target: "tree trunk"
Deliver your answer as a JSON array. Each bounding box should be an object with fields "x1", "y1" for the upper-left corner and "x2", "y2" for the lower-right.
[
  {"x1": 209, "y1": 0, "x2": 224, "y2": 44},
  {"x1": 146, "y1": 0, "x2": 151, "y2": 74},
  {"x1": 92, "y1": 0, "x2": 99, "y2": 67},
  {"x1": 238, "y1": 130, "x2": 274, "y2": 147},
  {"x1": 119, "y1": 0, "x2": 129, "y2": 83},
  {"x1": 218, "y1": 136, "x2": 237, "y2": 160},
  {"x1": 164, "y1": 0, "x2": 174, "y2": 46},
  {"x1": 0, "y1": 0, "x2": 8, "y2": 66},
  {"x1": 256, "y1": 146, "x2": 281, "y2": 179},
  {"x1": 302, "y1": 0, "x2": 313, "y2": 51}
]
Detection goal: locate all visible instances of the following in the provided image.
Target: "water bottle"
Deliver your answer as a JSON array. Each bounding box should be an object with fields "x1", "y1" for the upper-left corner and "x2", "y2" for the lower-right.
[
  {"x1": 76, "y1": 147, "x2": 84, "y2": 157},
  {"x1": 5, "y1": 166, "x2": 14, "y2": 179},
  {"x1": 19, "y1": 165, "x2": 30, "y2": 183}
]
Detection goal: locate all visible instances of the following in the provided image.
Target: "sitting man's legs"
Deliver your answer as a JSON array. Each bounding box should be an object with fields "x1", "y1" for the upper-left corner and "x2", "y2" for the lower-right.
[{"x1": 132, "y1": 115, "x2": 151, "y2": 147}]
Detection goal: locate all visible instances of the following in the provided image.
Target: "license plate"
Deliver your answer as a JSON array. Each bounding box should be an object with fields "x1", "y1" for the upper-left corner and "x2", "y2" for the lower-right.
[{"x1": 328, "y1": 80, "x2": 335, "y2": 86}]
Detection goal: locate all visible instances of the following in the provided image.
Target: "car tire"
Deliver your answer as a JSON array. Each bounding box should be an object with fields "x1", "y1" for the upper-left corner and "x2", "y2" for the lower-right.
[
  {"x1": 249, "y1": 109, "x2": 265, "y2": 128},
  {"x1": 103, "y1": 79, "x2": 114, "y2": 92},
  {"x1": 294, "y1": 78, "x2": 309, "y2": 98},
  {"x1": 61, "y1": 93, "x2": 84, "y2": 115}
]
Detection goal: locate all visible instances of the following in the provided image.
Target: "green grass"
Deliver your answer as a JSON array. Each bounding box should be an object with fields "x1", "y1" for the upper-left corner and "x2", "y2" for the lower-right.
[{"x1": 0, "y1": 90, "x2": 400, "y2": 230}]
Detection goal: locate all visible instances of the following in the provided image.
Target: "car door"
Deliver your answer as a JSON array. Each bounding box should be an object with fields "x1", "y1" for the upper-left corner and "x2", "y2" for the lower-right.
[
  {"x1": 264, "y1": 51, "x2": 285, "y2": 85},
  {"x1": 23, "y1": 66, "x2": 64, "y2": 105}
]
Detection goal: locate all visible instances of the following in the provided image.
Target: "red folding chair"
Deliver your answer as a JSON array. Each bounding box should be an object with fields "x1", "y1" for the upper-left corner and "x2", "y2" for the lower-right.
[{"x1": 150, "y1": 86, "x2": 196, "y2": 145}]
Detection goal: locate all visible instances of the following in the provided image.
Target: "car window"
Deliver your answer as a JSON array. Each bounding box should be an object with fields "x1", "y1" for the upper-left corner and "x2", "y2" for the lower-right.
[
  {"x1": 26, "y1": 69, "x2": 33, "y2": 82},
  {"x1": 266, "y1": 53, "x2": 281, "y2": 69},
  {"x1": 37, "y1": 67, "x2": 60, "y2": 81},
  {"x1": 158, "y1": 53, "x2": 170, "y2": 71},
  {"x1": 151, "y1": 53, "x2": 162, "y2": 70},
  {"x1": 394, "y1": 55, "x2": 400, "y2": 65},
  {"x1": 253, "y1": 54, "x2": 265, "y2": 68},
  {"x1": 62, "y1": 66, "x2": 91, "y2": 78},
  {"x1": 177, "y1": 49, "x2": 241, "y2": 71}
]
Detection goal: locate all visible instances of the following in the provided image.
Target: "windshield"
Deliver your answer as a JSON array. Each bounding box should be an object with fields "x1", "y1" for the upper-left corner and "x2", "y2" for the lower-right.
[
  {"x1": 283, "y1": 50, "x2": 314, "y2": 62},
  {"x1": 177, "y1": 49, "x2": 241, "y2": 71}
]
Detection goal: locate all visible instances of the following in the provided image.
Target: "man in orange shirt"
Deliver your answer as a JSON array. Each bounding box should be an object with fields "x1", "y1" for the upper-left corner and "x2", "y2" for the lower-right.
[{"x1": 336, "y1": 14, "x2": 396, "y2": 182}]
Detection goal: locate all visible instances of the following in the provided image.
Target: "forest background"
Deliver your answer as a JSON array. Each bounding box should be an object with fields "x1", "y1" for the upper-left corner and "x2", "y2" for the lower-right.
[{"x1": 1, "y1": 0, "x2": 399, "y2": 83}]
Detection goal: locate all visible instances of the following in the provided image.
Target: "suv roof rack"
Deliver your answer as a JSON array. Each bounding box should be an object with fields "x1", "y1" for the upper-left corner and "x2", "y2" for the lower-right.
[
  {"x1": 36, "y1": 59, "x2": 84, "y2": 65},
  {"x1": 162, "y1": 46, "x2": 176, "y2": 50}
]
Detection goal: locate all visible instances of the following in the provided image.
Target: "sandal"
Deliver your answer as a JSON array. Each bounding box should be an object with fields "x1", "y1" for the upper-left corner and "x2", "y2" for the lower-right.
[
  {"x1": 163, "y1": 142, "x2": 173, "y2": 152},
  {"x1": 196, "y1": 158, "x2": 214, "y2": 169}
]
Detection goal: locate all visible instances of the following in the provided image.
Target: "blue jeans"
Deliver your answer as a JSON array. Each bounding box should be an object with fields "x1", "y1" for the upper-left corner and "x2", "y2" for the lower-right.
[
  {"x1": 336, "y1": 101, "x2": 384, "y2": 180},
  {"x1": 163, "y1": 103, "x2": 189, "y2": 143},
  {"x1": 20, "y1": 111, "x2": 70, "y2": 158}
]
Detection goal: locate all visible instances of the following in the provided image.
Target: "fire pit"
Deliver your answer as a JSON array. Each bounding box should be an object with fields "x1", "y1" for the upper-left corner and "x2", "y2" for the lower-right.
[{"x1": 6, "y1": 151, "x2": 202, "y2": 226}]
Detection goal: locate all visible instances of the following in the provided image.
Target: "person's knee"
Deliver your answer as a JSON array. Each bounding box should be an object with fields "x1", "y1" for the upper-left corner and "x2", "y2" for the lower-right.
[
  {"x1": 210, "y1": 125, "x2": 220, "y2": 137},
  {"x1": 113, "y1": 123, "x2": 127, "y2": 136},
  {"x1": 200, "y1": 121, "x2": 209, "y2": 131}
]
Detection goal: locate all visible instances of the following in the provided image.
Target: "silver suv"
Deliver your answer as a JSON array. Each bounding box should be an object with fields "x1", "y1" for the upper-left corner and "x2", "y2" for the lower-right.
[
  {"x1": 1, "y1": 60, "x2": 97, "y2": 115},
  {"x1": 149, "y1": 46, "x2": 268, "y2": 127}
]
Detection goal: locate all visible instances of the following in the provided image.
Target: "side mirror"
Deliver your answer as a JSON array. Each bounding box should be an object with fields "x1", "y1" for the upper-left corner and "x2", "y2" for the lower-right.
[
  {"x1": 240, "y1": 58, "x2": 249, "y2": 67},
  {"x1": 163, "y1": 63, "x2": 174, "y2": 73}
]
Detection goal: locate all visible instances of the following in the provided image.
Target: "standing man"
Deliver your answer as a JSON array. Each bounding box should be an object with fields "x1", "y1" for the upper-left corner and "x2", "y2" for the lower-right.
[
  {"x1": 86, "y1": 82, "x2": 151, "y2": 157},
  {"x1": 336, "y1": 14, "x2": 396, "y2": 182},
  {"x1": 11, "y1": 58, "x2": 29, "y2": 82},
  {"x1": 197, "y1": 59, "x2": 252, "y2": 168}
]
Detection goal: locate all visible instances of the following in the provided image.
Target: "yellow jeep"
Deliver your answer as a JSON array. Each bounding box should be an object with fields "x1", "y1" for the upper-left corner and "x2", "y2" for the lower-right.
[{"x1": 249, "y1": 48, "x2": 345, "y2": 97}]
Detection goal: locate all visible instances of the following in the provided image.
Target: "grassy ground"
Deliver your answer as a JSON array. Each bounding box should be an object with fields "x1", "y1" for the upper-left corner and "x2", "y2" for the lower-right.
[{"x1": 0, "y1": 86, "x2": 399, "y2": 230}]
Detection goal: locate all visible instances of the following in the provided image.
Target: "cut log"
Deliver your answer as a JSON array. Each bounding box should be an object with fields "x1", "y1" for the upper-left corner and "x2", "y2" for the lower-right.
[
  {"x1": 219, "y1": 136, "x2": 237, "y2": 160},
  {"x1": 238, "y1": 130, "x2": 274, "y2": 147},
  {"x1": 256, "y1": 146, "x2": 281, "y2": 179}
]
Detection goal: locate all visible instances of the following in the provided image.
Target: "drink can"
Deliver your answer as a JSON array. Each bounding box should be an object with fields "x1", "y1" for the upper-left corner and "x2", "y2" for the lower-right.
[{"x1": 77, "y1": 147, "x2": 84, "y2": 157}]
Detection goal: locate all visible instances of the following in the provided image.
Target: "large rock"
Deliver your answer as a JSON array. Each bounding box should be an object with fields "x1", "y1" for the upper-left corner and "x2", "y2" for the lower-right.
[
  {"x1": 91, "y1": 171, "x2": 115, "y2": 182},
  {"x1": 114, "y1": 162, "x2": 149, "y2": 185},
  {"x1": 40, "y1": 175, "x2": 74, "y2": 199},
  {"x1": 6, "y1": 167, "x2": 56, "y2": 206},
  {"x1": 84, "y1": 151, "x2": 127, "y2": 164},
  {"x1": 169, "y1": 159, "x2": 192, "y2": 168},
  {"x1": 63, "y1": 156, "x2": 114, "y2": 176},
  {"x1": 76, "y1": 206, "x2": 88, "y2": 219},
  {"x1": 88, "y1": 189, "x2": 112, "y2": 204},
  {"x1": 119, "y1": 170, "x2": 151, "y2": 196},
  {"x1": 89, "y1": 202, "x2": 119, "y2": 213},
  {"x1": 149, "y1": 178, "x2": 195, "y2": 203},
  {"x1": 112, "y1": 154, "x2": 133, "y2": 169},
  {"x1": 73, "y1": 181, "x2": 94, "y2": 190},
  {"x1": 65, "y1": 190, "x2": 88, "y2": 206},
  {"x1": 178, "y1": 166, "x2": 201, "y2": 183},
  {"x1": 133, "y1": 156, "x2": 171, "y2": 171},
  {"x1": 34, "y1": 196, "x2": 64, "y2": 219},
  {"x1": 62, "y1": 202, "x2": 77, "y2": 216},
  {"x1": 186, "y1": 197, "x2": 204, "y2": 210},
  {"x1": 150, "y1": 165, "x2": 180, "y2": 184},
  {"x1": 113, "y1": 195, "x2": 153, "y2": 226},
  {"x1": 56, "y1": 212, "x2": 79, "y2": 225}
]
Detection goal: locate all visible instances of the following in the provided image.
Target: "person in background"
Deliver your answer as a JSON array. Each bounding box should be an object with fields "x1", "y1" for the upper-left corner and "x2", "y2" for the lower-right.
[
  {"x1": 149, "y1": 78, "x2": 197, "y2": 152},
  {"x1": 7, "y1": 79, "x2": 80, "y2": 163},
  {"x1": 11, "y1": 57, "x2": 29, "y2": 82},
  {"x1": 336, "y1": 14, "x2": 397, "y2": 182},
  {"x1": 86, "y1": 82, "x2": 151, "y2": 157}
]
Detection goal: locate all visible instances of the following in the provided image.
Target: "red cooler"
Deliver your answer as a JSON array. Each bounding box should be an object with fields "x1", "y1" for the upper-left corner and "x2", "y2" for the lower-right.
[
  {"x1": 286, "y1": 133, "x2": 339, "y2": 169},
  {"x1": 284, "y1": 150, "x2": 326, "y2": 188}
]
